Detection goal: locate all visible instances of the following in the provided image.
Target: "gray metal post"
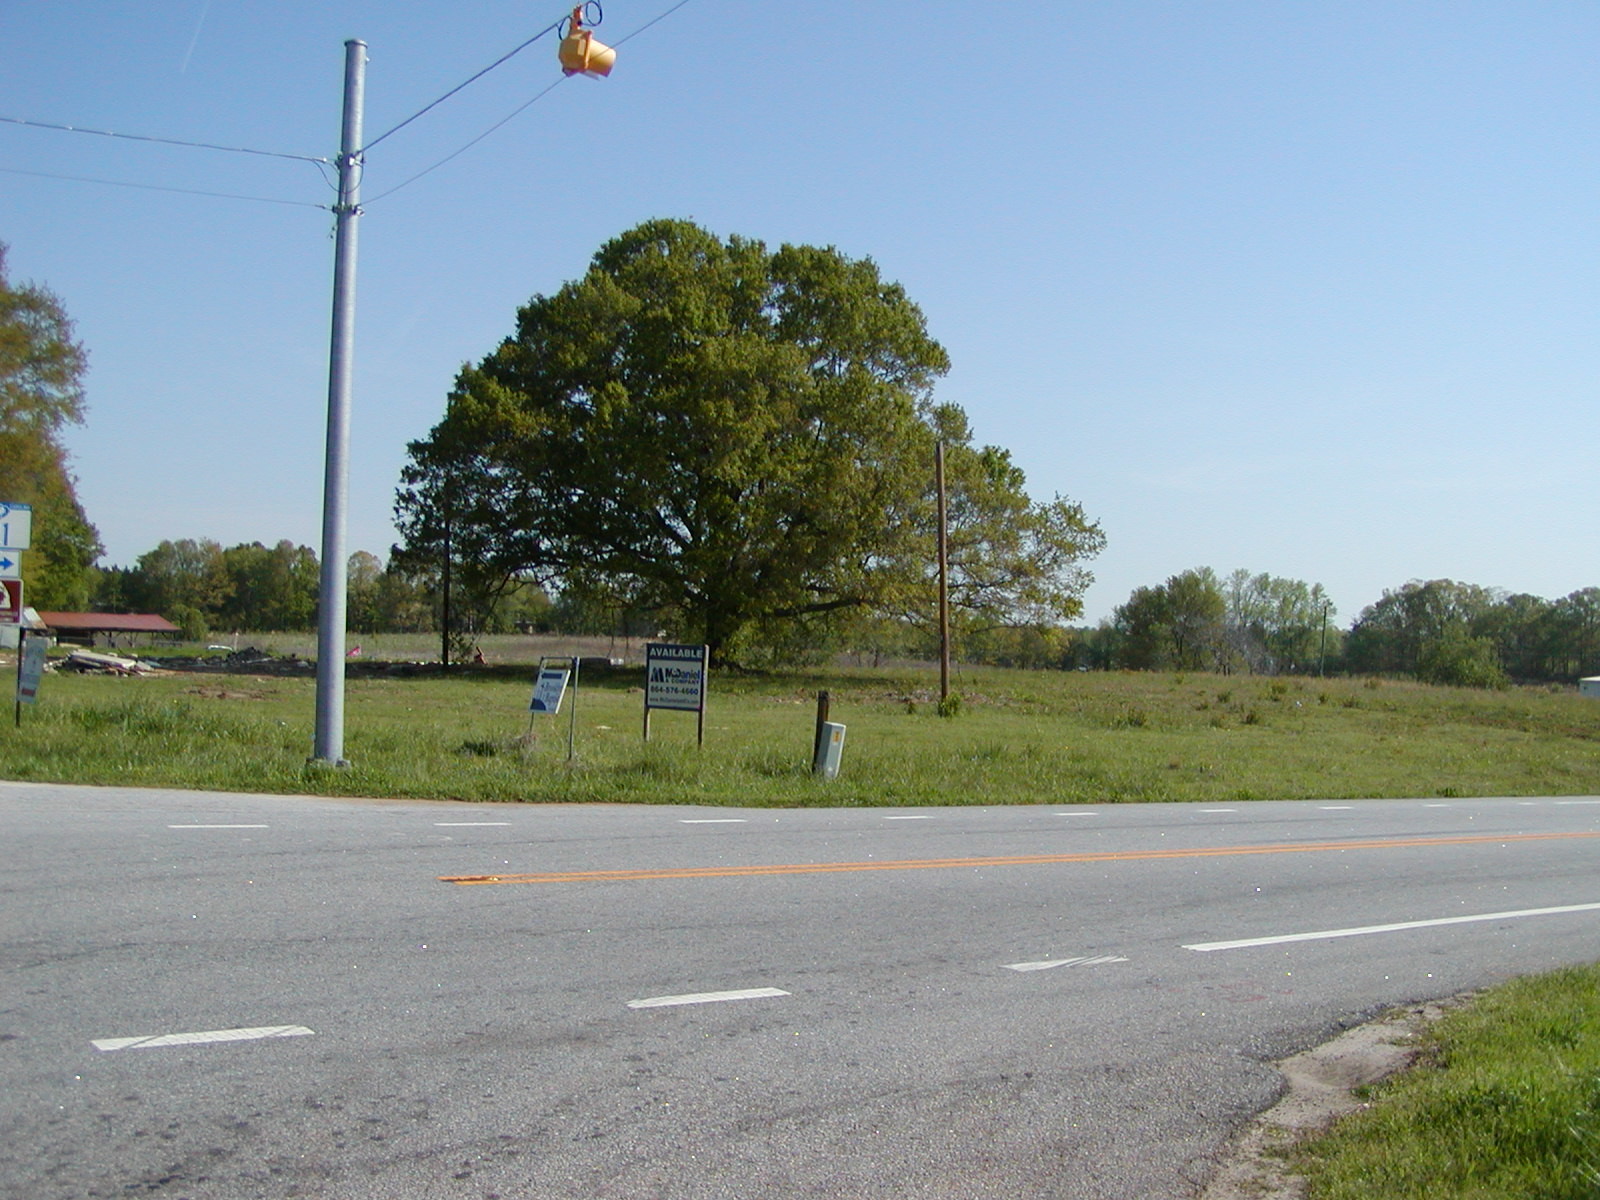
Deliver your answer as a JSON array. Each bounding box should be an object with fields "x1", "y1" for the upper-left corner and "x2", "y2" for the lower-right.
[{"x1": 313, "y1": 39, "x2": 366, "y2": 766}]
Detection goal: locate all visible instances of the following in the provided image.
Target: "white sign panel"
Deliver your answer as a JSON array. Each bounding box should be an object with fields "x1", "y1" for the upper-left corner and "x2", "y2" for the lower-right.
[
  {"x1": 529, "y1": 666, "x2": 570, "y2": 713},
  {"x1": 0, "y1": 502, "x2": 32, "y2": 551},
  {"x1": 0, "y1": 551, "x2": 18, "y2": 580},
  {"x1": 17, "y1": 634, "x2": 46, "y2": 703},
  {"x1": 646, "y1": 643, "x2": 708, "y2": 712}
]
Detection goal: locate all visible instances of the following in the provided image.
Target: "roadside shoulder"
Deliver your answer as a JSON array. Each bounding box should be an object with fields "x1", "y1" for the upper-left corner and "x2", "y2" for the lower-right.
[{"x1": 1199, "y1": 998, "x2": 1464, "y2": 1200}]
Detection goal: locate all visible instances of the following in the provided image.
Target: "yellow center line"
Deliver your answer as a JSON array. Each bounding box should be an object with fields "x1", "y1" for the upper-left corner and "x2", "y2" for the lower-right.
[{"x1": 438, "y1": 830, "x2": 1600, "y2": 886}]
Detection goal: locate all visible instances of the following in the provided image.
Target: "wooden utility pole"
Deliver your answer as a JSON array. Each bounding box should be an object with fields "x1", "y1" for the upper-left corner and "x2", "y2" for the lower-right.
[{"x1": 936, "y1": 441, "x2": 950, "y2": 704}]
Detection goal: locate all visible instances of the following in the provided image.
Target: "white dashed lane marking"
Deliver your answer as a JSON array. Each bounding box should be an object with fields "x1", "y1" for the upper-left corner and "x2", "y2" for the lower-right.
[
  {"x1": 1003, "y1": 955, "x2": 1129, "y2": 972},
  {"x1": 679, "y1": 819, "x2": 748, "y2": 824},
  {"x1": 168, "y1": 824, "x2": 268, "y2": 829},
  {"x1": 627, "y1": 988, "x2": 789, "y2": 1010},
  {"x1": 93, "y1": 1025, "x2": 313, "y2": 1052}
]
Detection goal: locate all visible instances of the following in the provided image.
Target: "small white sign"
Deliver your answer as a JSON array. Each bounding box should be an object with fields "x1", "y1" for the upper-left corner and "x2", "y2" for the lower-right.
[
  {"x1": 529, "y1": 666, "x2": 570, "y2": 713},
  {"x1": 0, "y1": 502, "x2": 32, "y2": 552},
  {"x1": 17, "y1": 634, "x2": 46, "y2": 703}
]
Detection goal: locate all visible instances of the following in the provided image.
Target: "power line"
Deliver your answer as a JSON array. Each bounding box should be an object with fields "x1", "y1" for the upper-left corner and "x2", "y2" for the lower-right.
[
  {"x1": 0, "y1": 115, "x2": 327, "y2": 164},
  {"x1": 363, "y1": 78, "x2": 566, "y2": 206},
  {"x1": 612, "y1": 0, "x2": 694, "y2": 48},
  {"x1": 363, "y1": 0, "x2": 696, "y2": 207},
  {"x1": 0, "y1": 166, "x2": 331, "y2": 210},
  {"x1": 360, "y1": 18, "x2": 565, "y2": 153},
  {"x1": 1, "y1": 0, "x2": 696, "y2": 213}
]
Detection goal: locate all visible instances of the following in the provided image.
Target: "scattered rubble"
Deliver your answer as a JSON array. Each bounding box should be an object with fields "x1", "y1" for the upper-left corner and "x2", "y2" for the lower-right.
[{"x1": 55, "y1": 649, "x2": 155, "y2": 676}]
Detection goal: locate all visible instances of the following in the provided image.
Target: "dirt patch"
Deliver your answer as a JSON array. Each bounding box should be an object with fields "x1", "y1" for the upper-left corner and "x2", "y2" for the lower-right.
[
  {"x1": 183, "y1": 686, "x2": 269, "y2": 701},
  {"x1": 1199, "y1": 999, "x2": 1462, "y2": 1199}
]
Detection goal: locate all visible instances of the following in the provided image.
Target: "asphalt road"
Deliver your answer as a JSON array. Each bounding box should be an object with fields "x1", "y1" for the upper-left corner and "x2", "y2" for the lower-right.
[{"x1": 5, "y1": 782, "x2": 1600, "y2": 1198}]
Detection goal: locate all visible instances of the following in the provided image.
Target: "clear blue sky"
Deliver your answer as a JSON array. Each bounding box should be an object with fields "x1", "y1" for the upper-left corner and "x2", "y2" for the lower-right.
[{"x1": 4, "y1": 2, "x2": 1595, "y2": 625}]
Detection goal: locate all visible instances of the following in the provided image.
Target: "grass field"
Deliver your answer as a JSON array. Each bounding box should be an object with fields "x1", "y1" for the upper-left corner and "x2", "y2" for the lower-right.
[
  {"x1": 3, "y1": 635, "x2": 1598, "y2": 804},
  {"x1": 1297, "y1": 964, "x2": 1600, "y2": 1199}
]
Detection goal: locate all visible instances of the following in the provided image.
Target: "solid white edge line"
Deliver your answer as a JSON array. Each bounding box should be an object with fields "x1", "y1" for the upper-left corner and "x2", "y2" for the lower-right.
[
  {"x1": 93, "y1": 1025, "x2": 313, "y2": 1051},
  {"x1": 1185, "y1": 901, "x2": 1600, "y2": 952},
  {"x1": 627, "y1": 987, "x2": 789, "y2": 1009}
]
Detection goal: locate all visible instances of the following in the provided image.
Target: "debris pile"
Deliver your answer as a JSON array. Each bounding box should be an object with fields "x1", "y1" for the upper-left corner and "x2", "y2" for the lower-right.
[{"x1": 56, "y1": 650, "x2": 155, "y2": 676}]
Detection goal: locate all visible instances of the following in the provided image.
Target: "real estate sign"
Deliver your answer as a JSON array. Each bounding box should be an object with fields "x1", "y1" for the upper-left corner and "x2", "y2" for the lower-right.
[
  {"x1": 529, "y1": 664, "x2": 571, "y2": 713},
  {"x1": 644, "y1": 642, "x2": 709, "y2": 744}
]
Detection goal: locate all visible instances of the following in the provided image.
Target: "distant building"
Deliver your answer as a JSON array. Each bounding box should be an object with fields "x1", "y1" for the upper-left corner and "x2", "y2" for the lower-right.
[{"x1": 34, "y1": 612, "x2": 182, "y2": 648}]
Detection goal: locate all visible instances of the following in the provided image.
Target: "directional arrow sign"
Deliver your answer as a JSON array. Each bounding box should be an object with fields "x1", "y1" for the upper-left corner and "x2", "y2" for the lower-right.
[
  {"x1": 0, "y1": 553, "x2": 18, "y2": 580},
  {"x1": 0, "y1": 502, "x2": 31, "y2": 552}
]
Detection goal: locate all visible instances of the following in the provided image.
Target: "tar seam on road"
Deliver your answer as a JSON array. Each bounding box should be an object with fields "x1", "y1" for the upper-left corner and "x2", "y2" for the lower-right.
[{"x1": 437, "y1": 830, "x2": 1600, "y2": 886}]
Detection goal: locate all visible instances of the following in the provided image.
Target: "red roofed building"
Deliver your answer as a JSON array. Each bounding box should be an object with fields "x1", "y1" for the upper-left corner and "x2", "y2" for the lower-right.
[{"x1": 35, "y1": 612, "x2": 182, "y2": 648}]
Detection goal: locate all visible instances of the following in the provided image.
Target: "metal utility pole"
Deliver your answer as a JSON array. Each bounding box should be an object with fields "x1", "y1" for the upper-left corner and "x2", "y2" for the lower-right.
[{"x1": 313, "y1": 39, "x2": 366, "y2": 766}]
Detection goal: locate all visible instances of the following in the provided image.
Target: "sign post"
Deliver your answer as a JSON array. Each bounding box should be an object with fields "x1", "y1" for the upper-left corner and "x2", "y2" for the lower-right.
[{"x1": 643, "y1": 643, "x2": 709, "y2": 746}]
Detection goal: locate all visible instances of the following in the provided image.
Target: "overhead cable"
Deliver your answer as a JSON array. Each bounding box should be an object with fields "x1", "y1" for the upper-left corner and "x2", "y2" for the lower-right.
[
  {"x1": 0, "y1": 115, "x2": 327, "y2": 164},
  {"x1": 360, "y1": 19, "x2": 564, "y2": 153},
  {"x1": 362, "y1": 0, "x2": 695, "y2": 207},
  {"x1": 0, "y1": 166, "x2": 331, "y2": 210}
]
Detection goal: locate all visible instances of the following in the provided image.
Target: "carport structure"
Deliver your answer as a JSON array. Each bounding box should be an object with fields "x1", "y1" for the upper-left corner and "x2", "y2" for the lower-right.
[{"x1": 34, "y1": 612, "x2": 181, "y2": 649}]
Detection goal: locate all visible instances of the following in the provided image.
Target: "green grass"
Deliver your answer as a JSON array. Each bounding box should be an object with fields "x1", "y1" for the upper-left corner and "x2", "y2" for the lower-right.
[
  {"x1": 1298, "y1": 964, "x2": 1600, "y2": 1199},
  {"x1": 2, "y1": 649, "x2": 1598, "y2": 804}
]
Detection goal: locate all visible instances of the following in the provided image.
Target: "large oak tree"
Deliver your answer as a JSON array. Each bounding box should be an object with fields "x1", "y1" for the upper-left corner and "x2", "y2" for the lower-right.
[{"x1": 396, "y1": 219, "x2": 1102, "y2": 663}]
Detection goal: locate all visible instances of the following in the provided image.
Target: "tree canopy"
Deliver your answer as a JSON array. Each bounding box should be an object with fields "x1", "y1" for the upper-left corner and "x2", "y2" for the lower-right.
[
  {"x1": 1109, "y1": 566, "x2": 1336, "y2": 674},
  {"x1": 396, "y1": 219, "x2": 1103, "y2": 663},
  {"x1": 0, "y1": 242, "x2": 101, "y2": 608}
]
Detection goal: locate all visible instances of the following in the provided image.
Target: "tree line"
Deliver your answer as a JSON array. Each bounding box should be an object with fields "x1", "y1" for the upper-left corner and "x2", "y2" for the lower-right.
[
  {"x1": 1024, "y1": 569, "x2": 1597, "y2": 688},
  {"x1": 13, "y1": 223, "x2": 1591, "y2": 687}
]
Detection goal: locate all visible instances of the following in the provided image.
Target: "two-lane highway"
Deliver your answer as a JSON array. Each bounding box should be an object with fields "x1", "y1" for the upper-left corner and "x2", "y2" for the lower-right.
[{"x1": 4, "y1": 783, "x2": 1599, "y2": 1197}]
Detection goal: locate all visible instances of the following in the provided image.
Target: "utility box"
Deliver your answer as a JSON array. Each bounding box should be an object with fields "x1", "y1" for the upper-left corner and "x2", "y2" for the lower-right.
[
  {"x1": 1581, "y1": 677, "x2": 1600, "y2": 698},
  {"x1": 812, "y1": 721, "x2": 846, "y2": 780}
]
